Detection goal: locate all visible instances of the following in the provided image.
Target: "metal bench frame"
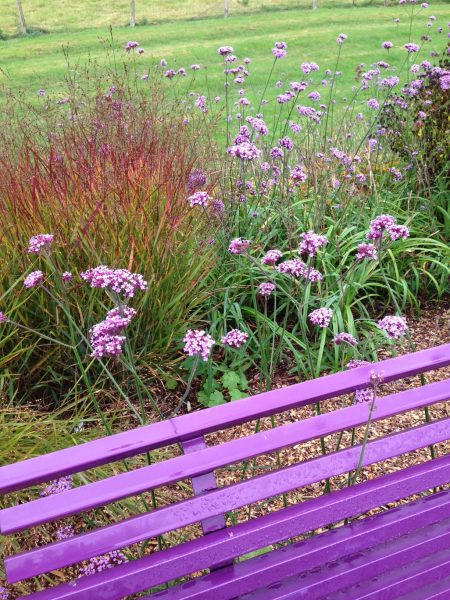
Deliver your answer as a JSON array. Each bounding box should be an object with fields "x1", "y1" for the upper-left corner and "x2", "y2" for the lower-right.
[{"x1": 1, "y1": 343, "x2": 450, "y2": 599}]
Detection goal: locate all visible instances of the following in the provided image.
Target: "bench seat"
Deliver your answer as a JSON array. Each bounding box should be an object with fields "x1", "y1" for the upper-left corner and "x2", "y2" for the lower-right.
[{"x1": 1, "y1": 343, "x2": 449, "y2": 599}]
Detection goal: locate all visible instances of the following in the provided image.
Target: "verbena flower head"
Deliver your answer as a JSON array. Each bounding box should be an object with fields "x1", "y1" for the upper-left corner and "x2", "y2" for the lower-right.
[
  {"x1": 404, "y1": 43, "x2": 420, "y2": 53},
  {"x1": 24, "y1": 270, "x2": 44, "y2": 289},
  {"x1": 333, "y1": 332, "x2": 358, "y2": 346},
  {"x1": 218, "y1": 46, "x2": 234, "y2": 56},
  {"x1": 89, "y1": 306, "x2": 136, "y2": 359},
  {"x1": 56, "y1": 524, "x2": 75, "y2": 541},
  {"x1": 227, "y1": 142, "x2": 260, "y2": 161},
  {"x1": 336, "y1": 33, "x2": 348, "y2": 44},
  {"x1": 298, "y1": 231, "x2": 328, "y2": 257},
  {"x1": 211, "y1": 198, "x2": 225, "y2": 218},
  {"x1": 367, "y1": 98, "x2": 380, "y2": 110},
  {"x1": 228, "y1": 237, "x2": 250, "y2": 254},
  {"x1": 258, "y1": 282, "x2": 276, "y2": 297},
  {"x1": 290, "y1": 164, "x2": 307, "y2": 184},
  {"x1": 367, "y1": 214, "x2": 396, "y2": 240},
  {"x1": 273, "y1": 42, "x2": 287, "y2": 59},
  {"x1": 382, "y1": 41, "x2": 394, "y2": 49},
  {"x1": 79, "y1": 551, "x2": 127, "y2": 578},
  {"x1": 0, "y1": 312, "x2": 6, "y2": 324},
  {"x1": 356, "y1": 243, "x2": 378, "y2": 261},
  {"x1": 40, "y1": 476, "x2": 73, "y2": 497},
  {"x1": 81, "y1": 266, "x2": 148, "y2": 298},
  {"x1": 27, "y1": 234, "x2": 54, "y2": 255},
  {"x1": 309, "y1": 307, "x2": 333, "y2": 328},
  {"x1": 276, "y1": 258, "x2": 307, "y2": 278},
  {"x1": 183, "y1": 329, "x2": 215, "y2": 361},
  {"x1": 188, "y1": 191, "x2": 210, "y2": 208},
  {"x1": 124, "y1": 41, "x2": 139, "y2": 51},
  {"x1": 387, "y1": 224, "x2": 410, "y2": 240},
  {"x1": 0, "y1": 586, "x2": 8, "y2": 600},
  {"x1": 346, "y1": 359, "x2": 375, "y2": 402},
  {"x1": 377, "y1": 315, "x2": 408, "y2": 339},
  {"x1": 261, "y1": 249, "x2": 282, "y2": 265},
  {"x1": 62, "y1": 271, "x2": 73, "y2": 282},
  {"x1": 221, "y1": 329, "x2": 249, "y2": 348},
  {"x1": 186, "y1": 168, "x2": 207, "y2": 192}
]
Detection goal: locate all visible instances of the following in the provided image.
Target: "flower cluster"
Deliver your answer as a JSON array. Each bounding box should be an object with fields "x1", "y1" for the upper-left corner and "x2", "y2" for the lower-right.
[
  {"x1": 0, "y1": 312, "x2": 6, "y2": 324},
  {"x1": 188, "y1": 191, "x2": 210, "y2": 208},
  {"x1": 40, "y1": 476, "x2": 73, "y2": 497},
  {"x1": 81, "y1": 266, "x2": 148, "y2": 298},
  {"x1": 186, "y1": 168, "x2": 207, "y2": 192},
  {"x1": 272, "y1": 41, "x2": 287, "y2": 59},
  {"x1": 89, "y1": 306, "x2": 137, "y2": 359},
  {"x1": 308, "y1": 308, "x2": 333, "y2": 328},
  {"x1": 228, "y1": 237, "x2": 250, "y2": 254},
  {"x1": 367, "y1": 215, "x2": 409, "y2": 241},
  {"x1": 261, "y1": 249, "x2": 282, "y2": 265},
  {"x1": 183, "y1": 329, "x2": 215, "y2": 361},
  {"x1": 277, "y1": 259, "x2": 322, "y2": 282},
  {"x1": 356, "y1": 243, "x2": 378, "y2": 261},
  {"x1": 346, "y1": 359, "x2": 375, "y2": 403},
  {"x1": 258, "y1": 282, "x2": 276, "y2": 297},
  {"x1": 377, "y1": 315, "x2": 408, "y2": 339},
  {"x1": 227, "y1": 142, "x2": 260, "y2": 161},
  {"x1": 333, "y1": 332, "x2": 358, "y2": 346},
  {"x1": 24, "y1": 270, "x2": 44, "y2": 289},
  {"x1": 79, "y1": 551, "x2": 127, "y2": 578},
  {"x1": 298, "y1": 231, "x2": 328, "y2": 258},
  {"x1": 27, "y1": 234, "x2": 54, "y2": 255},
  {"x1": 221, "y1": 329, "x2": 249, "y2": 348}
]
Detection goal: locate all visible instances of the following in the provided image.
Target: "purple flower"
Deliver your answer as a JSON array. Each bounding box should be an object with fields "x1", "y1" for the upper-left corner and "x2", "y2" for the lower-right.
[
  {"x1": 247, "y1": 116, "x2": 269, "y2": 135},
  {"x1": 187, "y1": 168, "x2": 207, "y2": 192},
  {"x1": 221, "y1": 329, "x2": 249, "y2": 348},
  {"x1": 388, "y1": 224, "x2": 410, "y2": 240},
  {"x1": 228, "y1": 237, "x2": 250, "y2": 254},
  {"x1": 227, "y1": 142, "x2": 260, "y2": 161},
  {"x1": 270, "y1": 147, "x2": 283, "y2": 160},
  {"x1": 24, "y1": 270, "x2": 44, "y2": 289},
  {"x1": 307, "y1": 91, "x2": 321, "y2": 102},
  {"x1": 81, "y1": 266, "x2": 148, "y2": 298},
  {"x1": 290, "y1": 164, "x2": 307, "y2": 184},
  {"x1": 40, "y1": 476, "x2": 73, "y2": 497},
  {"x1": 124, "y1": 41, "x2": 139, "y2": 51},
  {"x1": 211, "y1": 198, "x2": 225, "y2": 218},
  {"x1": 62, "y1": 271, "x2": 73, "y2": 282},
  {"x1": 0, "y1": 312, "x2": 6, "y2": 324},
  {"x1": 191, "y1": 64, "x2": 201, "y2": 71},
  {"x1": 377, "y1": 315, "x2": 408, "y2": 339},
  {"x1": 27, "y1": 234, "x2": 54, "y2": 254},
  {"x1": 183, "y1": 329, "x2": 215, "y2": 361},
  {"x1": 195, "y1": 95, "x2": 208, "y2": 113},
  {"x1": 79, "y1": 551, "x2": 127, "y2": 578},
  {"x1": 188, "y1": 191, "x2": 210, "y2": 208},
  {"x1": 273, "y1": 42, "x2": 287, "y2": 58},
  {"x1": 367, "y1": 214, "x2": 396, "y2": 240},
  {"x1": 258, "y1": 282, "x2": 276, "y2": 297},
  {"x1": 278, "y1": 136, "x2": 293, "y2": 150},
  {"x1": 367, "y1": 98, "x2": 380, "y2": 110},
  {"x1": 309, "y1": 308, "x2": 333, "y2": 328},
  {"x1": 276, "y1": 258, "x2": 307, "y2": 278},
  {"x1": 382, "y1": 41, "x2": 393, "y2": 50},
  {"x1": 336, "y1": 33, "x2": 348, "y2": 44},
  {"x1": 218, "y1": 46, "x2": 234, "y2": 56},
  {"x1": 404, "y1": 43, "x2": 420, "y2": 53},
  {"x1": 261, "y1": 249, "x2": 283, "y2": 265},
  {"x1": 298, "y1": 231, "x2": 328, "y2": 257},
  {"x1": 356, "y1": 243, "x2": 378, "y2": 261},
  {"x1": 89, "y1": 306, "x2": 136, "y2": 359},
  {"x1": 333, "y1": 332, "x2": 358, "y2": 346},
  {"x1": 56, "y1": 524, "x2": 75, "y2": 540}
]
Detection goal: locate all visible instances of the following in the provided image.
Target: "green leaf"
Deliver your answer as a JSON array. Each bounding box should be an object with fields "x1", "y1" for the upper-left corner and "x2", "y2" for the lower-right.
[
  {"x1": 164, "y1": 378, "x2": 178, "y2": 391},
  {"x1": 221, "y1": 371, "x2": 242, "y2": 391},
  {"x1": 198, "y1": 390, "x2": 225, "y2": 407},
  {"x1": 238, "y1": 546, "x2": 272, "y2": 562},
  {"x1": 229, "y1": 389, "x2": 248, "y2": 401}
]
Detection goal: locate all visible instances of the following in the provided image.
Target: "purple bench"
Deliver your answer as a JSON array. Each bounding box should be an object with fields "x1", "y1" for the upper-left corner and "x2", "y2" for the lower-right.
[{"x1": 1, "y1": 343, "x2": 450, "y2": 599}]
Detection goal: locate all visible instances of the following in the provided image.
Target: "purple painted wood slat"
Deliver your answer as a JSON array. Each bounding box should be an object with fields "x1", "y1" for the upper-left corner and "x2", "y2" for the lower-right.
[
  {"x1": 239, "y1": 530, "x2": 450, "y2": 600},
  {"x1": 3, "y1": 378, "x2": 449, "y2": 534},
  {"x1": 16, "y1": 456, "x2": 450, "y2": 599},
  {"x1": 6, "y1": 418, "x2": 450, "y2": 583},
  {"x1": 395, "y1": 576, "x2": 450, "y2": 600},
  {"x1": 2, "y1": 343, "x2": 449, "y2": 494},
  {"x1": 319, "y1": 547, "x2": 450, "y2": 600}
]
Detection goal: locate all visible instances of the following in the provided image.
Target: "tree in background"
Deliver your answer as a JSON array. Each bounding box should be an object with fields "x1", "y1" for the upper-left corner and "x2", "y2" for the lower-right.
[
  {"x1": 16, "y1": 0, "x2": 27, "y2": 34},
  {"x1": 130, "y1": 0, "x2": 136, "y2": 27}
]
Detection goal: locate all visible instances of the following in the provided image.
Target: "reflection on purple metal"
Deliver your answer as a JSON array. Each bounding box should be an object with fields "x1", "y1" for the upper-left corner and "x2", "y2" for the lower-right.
[
  {"x1": 2, "y1": 343, "x2": 449, "y2": 494},
  {"x1": 17, "y1": 459, "x2": 450, "y2": 599},
  {"x1": 3, "y1": 379, "x2": 449, "y2": 534},
  {"x1": 6, "y1": 418, "x2": 450, "y2": 582}
]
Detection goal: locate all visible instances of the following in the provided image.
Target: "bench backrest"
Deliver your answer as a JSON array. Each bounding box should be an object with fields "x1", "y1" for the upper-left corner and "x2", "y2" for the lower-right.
[{"x1": 1, "y1": 343, "x2": 450, "y2": 599}]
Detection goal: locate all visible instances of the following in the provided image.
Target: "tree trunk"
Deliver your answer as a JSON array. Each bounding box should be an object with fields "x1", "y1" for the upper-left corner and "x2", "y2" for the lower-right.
[
  {"x1": 16, "y1": 0, "x2": 27, "y2": 34},
  {"x1": 312, "y1": 0, "x2": 318, "y2": 8},
  {"x1": 224, "y1": 0, "x2": 229, "y2": 18},
  {"x1": 130, "y1": 0, "x2": 136, "y2": 27}
]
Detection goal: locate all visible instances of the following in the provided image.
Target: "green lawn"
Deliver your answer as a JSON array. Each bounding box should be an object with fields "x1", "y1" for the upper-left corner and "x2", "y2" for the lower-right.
[{"x1": 0, "y1": 4, "x2": 448, "y2": 103}]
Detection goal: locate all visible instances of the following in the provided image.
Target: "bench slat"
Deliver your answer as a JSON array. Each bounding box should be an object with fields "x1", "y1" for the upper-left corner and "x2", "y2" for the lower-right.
[
  {"x1": 6, "y1": 418, "x2": 450, "y2": 582},
  {"x1": 2, "y1": 343, "x2": 449, "y2": 494},
  {"x1": 395, "y1": 575, "x2": 450, "y2": 600},
  {"x1": 240, "y1": 525, "x2": 450, "y2": 600},
  {"x1": 21, "y1": 458, "x2": 450, "y2": 600},
  {"x1": 3, "y1": 379, "x2": 448, "y2": 534}
]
